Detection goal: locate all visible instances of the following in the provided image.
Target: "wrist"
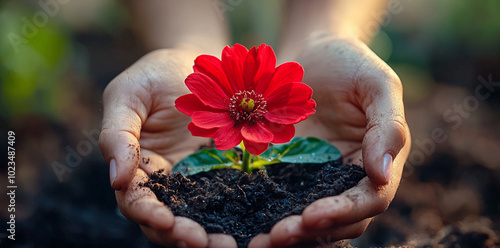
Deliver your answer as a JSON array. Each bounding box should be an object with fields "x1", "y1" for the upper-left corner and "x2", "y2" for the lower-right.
[
  {"x1": 172, "y1": 39, "x2": 226, "y2": 58},
  {"x1": 278, "y1": 32, "x2": 359, "y2": 64},
  {"x1": 279, "y1": 0, "x2": 387, "y2": 62}
]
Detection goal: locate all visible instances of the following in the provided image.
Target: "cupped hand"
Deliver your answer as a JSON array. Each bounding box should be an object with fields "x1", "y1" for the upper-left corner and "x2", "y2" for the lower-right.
[
  {"x1": 99, "y1": 49, "x2": 238, "y2": 248},
  {"x1": 249, "y1": 35, "x2": 411, "y2": 247}
]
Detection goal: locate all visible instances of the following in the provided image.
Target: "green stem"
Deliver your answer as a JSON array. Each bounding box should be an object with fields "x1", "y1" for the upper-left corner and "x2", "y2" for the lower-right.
[{"x1": 242, "y1": 149, "x2": 252, "y2": 174}]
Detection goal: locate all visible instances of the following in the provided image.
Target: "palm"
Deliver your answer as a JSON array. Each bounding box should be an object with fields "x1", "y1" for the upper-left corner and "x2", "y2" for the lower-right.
[
  {"x1": 294, "y1": 38, "x2": 371, "y2": 165},
  {"x1": 138, "y1": 80, "x2": 209, "y2": 168},
  {"x1": 296, "y1": 83, "x2": 365, "y2": 164}
]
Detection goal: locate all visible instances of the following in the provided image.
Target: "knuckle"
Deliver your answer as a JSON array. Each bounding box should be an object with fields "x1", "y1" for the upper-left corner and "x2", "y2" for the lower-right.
[
  {"x1": 98, "y1": 129, "x2": 108, "y2": 155},
  {"x1": 98, "y1": 127, "x2": 112, "y2": 147},
  {"x1": 386, "y1": 68, "x2": 402, "y2": 89},
  {"x1": 102, "y1": 81, "x2": 114, "y2": 102},
  {"x1": 389, "y1": 115, "x2": 409, "y2": 151},
  {"x1": 374, "y1": 196, "x2": 391, "y2": 215},
  {"x1": 103, "y1": 69, "x2": 132, "y2": 97},
  {"x1": 391, "y1": 114, "x2": 408, "y2": 136},
  {"x1": 356, "y1": 56, "x2": 395, "y2": 84},
  {"x1": 343, "y1": 193, "x2": 360, "y2": 208}
]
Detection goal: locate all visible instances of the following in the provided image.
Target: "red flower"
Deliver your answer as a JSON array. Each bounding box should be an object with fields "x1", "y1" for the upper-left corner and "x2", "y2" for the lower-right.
[{"x1": 175, "y1": 44, "x2": 316, "y2": 155}]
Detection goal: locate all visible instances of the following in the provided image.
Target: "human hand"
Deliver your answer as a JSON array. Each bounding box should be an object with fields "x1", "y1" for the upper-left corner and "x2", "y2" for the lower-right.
[
  {"x1": 249, "y1": 35, "x2": 411, "y2": 247},
  {"x1": 99, "y1": 49, "x2": 238, "y2": 248}
]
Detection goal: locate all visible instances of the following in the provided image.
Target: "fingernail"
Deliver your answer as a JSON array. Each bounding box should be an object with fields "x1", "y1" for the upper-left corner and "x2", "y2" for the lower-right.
[
  {"x1": 176, "y1": 241, "x2": 187, "y2": 248},
  {"x1": 110, "y1": 159, "x2": 117, "y2": 186},
  {"x1": 382, "y1": 154, "x2": 393, "y2": 183}
]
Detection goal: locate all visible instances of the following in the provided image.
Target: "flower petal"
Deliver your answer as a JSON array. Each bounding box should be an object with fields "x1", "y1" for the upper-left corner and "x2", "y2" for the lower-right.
[
  {"x1": 185, "y1": 72, "x2": 230, "y2": 110},
  {"x1": 243, "y1": 47, "x2": 258, "y2": 90},
  {"x1": 222, "y1": 44, "x2": 248, "y2": 93},
  {"x1": 191, "y1": 111, "x2": 233, "y2": 129},
  {"x1": 175, "y1": 94, "x2": 215, "y2": 116},
  {"x1": 188, "y1": 122, "x2": 217, "y2": 137},
  {"x1": 243, "y1": 139, "x2": 269, "y2": 155},
  {"x1": 241, "y1": 122, "x2": 273, "y2": 143},
  {"x1": 244, "y1": 44, "x2": 276, "y2": 93},
  {"x1": 213, "y1": 123, "x2": 243, "y2": 151},
  {"x1": 266, "y1": 82, "x2": 314, "y2": 109},
  {"x1": 264, "y1": 100, "x2": 316, "y2": 124},
  {"x1": 193, "y1": 55, "x2": 233, "y2": 96},
  {"x1": 264, "y1": 62, "x2": 304, "y2": 97},
  {"x1": 264, "y1": 122, "x2": 295, "y2": 143}
]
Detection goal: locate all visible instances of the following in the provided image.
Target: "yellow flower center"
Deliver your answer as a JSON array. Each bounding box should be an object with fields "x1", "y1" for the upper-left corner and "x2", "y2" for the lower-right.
[
  {"x1": 229, "y1": 90, "x2": 267, "y2": 124},
  {"x1": 240, "y1": 98, "x2": 255, "y2": 112}
]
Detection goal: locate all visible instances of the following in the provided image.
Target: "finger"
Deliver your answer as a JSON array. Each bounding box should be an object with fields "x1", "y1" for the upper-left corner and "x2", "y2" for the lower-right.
[
  {"x1": 357, "y1": 60, "x2": 409, "y2": 185},
  {"x1": 248, "y1": 234, "x2": 272, "y2": 248},
  {"x1": 302, "y1": 177, "x2": 390, "y2": 229},
  {"x1": 139, "y1": 149, "x2": 172, "y2": 175},
  {"x1": 140, "y1": 216, "x2": 208, "y2": 248},
  {"x1": 207, "y1": 234, "x2": 238, "y2": 248},
  {"x1": 269, "y1": 215, "x2": 371, "y2": 247},
  {"x1": 99, "y1": 75, "x2": 151, "y2": 190},
  {"x1": 115, "y1": 169, "x2": 174, "y2": 230},
  {"x1": 282, "y1": 220, "x2": 371, "y2": 247},
  {"x1": 269, "y1": 215, "x2": 302, "y2": 247}
]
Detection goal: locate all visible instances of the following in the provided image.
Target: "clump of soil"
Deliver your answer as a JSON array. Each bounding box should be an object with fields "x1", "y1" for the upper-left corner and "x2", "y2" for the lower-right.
[{"x1": 142, "y1": 162, "x2": 366, "y2": 247}]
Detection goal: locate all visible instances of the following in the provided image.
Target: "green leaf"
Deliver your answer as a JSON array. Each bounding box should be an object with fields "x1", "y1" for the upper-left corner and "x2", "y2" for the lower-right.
[
  {"x1": 173, "y1": 137, "x2": 342, "y2": 176},
  {"x1": 258, "y1": 137, "x2": 342, "y2": 164},
  {"x1": 172, "y1": 148, "x2": 239, "y2": 176}
]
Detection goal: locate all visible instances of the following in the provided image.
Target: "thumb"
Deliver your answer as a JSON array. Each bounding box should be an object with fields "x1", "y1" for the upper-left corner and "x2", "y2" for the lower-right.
[
  {"x1": 360, "y1": 70, "x2": 408, "y2": 186},
  {"x1": 99, "y1": 78, "x2": 149, "y2": 190}
]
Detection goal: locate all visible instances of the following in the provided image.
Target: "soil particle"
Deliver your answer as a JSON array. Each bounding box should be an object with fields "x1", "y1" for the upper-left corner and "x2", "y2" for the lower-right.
[
  {"x1": 127, "y1": 143, "x2": 140, "y2": 161},
  {"x1": 143, "y1": 162, "x2": 366, "y2": 247}
]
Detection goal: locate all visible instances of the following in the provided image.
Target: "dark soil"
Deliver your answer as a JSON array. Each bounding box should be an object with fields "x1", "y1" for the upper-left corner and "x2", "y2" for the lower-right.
[
  {"x1": 142, "y1": 162, "x2": 366, "y2": 247},
  {"x1": 371, "y1": 221, "x2": 500, "y2": 248}
]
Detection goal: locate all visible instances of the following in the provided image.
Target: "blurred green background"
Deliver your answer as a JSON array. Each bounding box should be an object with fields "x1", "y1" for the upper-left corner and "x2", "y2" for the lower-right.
[{"x1": 0, "y1": 0, "x2": 499, "y2": 247}]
